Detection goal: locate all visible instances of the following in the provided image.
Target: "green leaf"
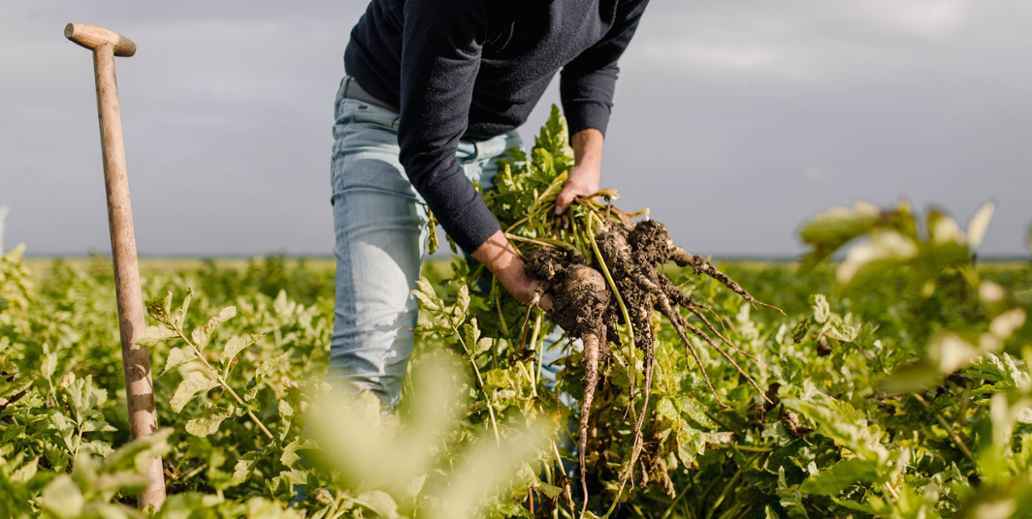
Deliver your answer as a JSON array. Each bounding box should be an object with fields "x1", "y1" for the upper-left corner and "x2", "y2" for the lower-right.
[
  {"x1": 800, "y1": 459, "x2": 879, "y2": 496},
  {"x1": 836, "y1": 230, "x2": 917, "y2": 283},
  {"x1": 185, "y1": 410, "x2": 231, "y2": 437},
  {"x1": 146, "y1": 289, "x2": 174, "y2": 323},
  {"x1": 87, "y1": 503, "x2": 137, "y2": 519},
  {"x1": 137, "y1": 325, "x2": 176, "y2": 347},
  {"x1": 41, "y1": 350, "x2": 57, "y2": 380},
  {"x1": 453, "y1": 284, "x2": 470, "y2": 326},
  {"x1": 784, "y1": 386, "x2": 890, "y2": 464},
  {"x1": 278, "y1": 399, "x2": 294, "y2": 418},
  {"x1": 413, "y1": 278, "x2": 442, "y2": 311},
  {"x1": 798, "y1": 201, "x2": 882, "y2": 266},
  {"x1": 191, "y1": 306, "x2": 237, "y2": 349},
  {"x1": 175, "y1": 290, "x2": 193, "y2": 329},
  {"x1": 475, "y1": 337, "x2": 495, "y2": 356},
  {"x1": 227, "y1": 460, "x2": 250, "y2": 488},
  {"x1": 162, "y1": 347, "x2": 195, "y2": 376},
  {"x1": 280, "y1": 439, "x2": 301, "y2": 467},
  {"x1": 462, "y1": 319, "x2": 480, "y2": 354},
  {"x1": 39, "y1": 475, "x2": 84, "y2": 519},
  {"x1": 244, "y1": 497, "x2": 302, "y2": 518},
  {"x1": 102, "y1": 428, "x2": 172, "y2": 474},
  {"x1": 824, "y1": 315, "x2": 861, "y2": 342},
  {"x1": 221, "y1": 335, "x2": 252, "y2": 365},
  {"x1": 989, "y1": 309, "x2": 1026, "y2": 340},
  {"x1": 879, "y1": 361, "x2": 943, "y2": 394},
  {"x1": 170, "y1": 370, "x2": 218, "y2": 413},
  {"x1": 538, "y1": 482, "x2": 563, "y2": 499},
  {"x1": 356, "y1": 490, "x2": 400, "y2": 519},
  {"x1": 11, "y1": 456, "x2": 38, "y2": 483},
  {"x1": 655, "y1": 398, "x2": 678, "y2": 422},
  {"x1": 812, "y1": 294, "x2": 831, "y2": 324},
  {"x1": 966, "y1": 202, "x2": 994, "y2": 248},
  {"x1": 927, "y1": 208, "x2": 965, "y2": 245},
  {"x1": 929, "y1": 333, "x2": 980, "y2": 374}
]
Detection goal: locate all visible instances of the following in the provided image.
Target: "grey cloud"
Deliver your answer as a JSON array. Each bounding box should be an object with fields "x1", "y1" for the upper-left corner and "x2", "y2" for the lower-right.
[{"x1": 2, "y1": 1, "x2": 1030, "y2": 257}]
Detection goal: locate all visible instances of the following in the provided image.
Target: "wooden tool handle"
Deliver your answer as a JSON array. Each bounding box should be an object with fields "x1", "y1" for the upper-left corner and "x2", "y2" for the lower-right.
[
  {"x1": 65, "y1": 23, "x2": 136, "y2": 57},
  {"x1": 65, "y1": 21, "x2": 164, "y2": 508}
]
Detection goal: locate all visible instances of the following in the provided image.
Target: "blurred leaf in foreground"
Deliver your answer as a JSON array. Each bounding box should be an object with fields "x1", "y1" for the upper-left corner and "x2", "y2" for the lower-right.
[{"x1": 306, "y1": 353, "x2": 552, "y2": 519}]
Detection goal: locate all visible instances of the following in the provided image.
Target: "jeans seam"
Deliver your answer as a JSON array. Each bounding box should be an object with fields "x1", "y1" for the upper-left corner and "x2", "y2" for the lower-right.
[{"x1": 331, "y1": 185, "x2": 424, "y2": 205}]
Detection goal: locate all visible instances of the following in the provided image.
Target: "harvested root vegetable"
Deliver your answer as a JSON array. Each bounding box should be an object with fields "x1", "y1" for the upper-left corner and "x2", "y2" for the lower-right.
[
  {"x1": 526, "y1": 218, "x2": 779, "y2": 510},
  {"x1": 528, "y1": 251, "x2": 609, "y2": 512},
  {"x1": 480, "y1": 107, "x2": 780, "y2": 513}
]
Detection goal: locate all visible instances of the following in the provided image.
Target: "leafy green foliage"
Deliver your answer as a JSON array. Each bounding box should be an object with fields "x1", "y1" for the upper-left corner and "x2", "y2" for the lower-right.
[{"x1": 1, "y1": 110, "x2": 1031, "y2": 517}]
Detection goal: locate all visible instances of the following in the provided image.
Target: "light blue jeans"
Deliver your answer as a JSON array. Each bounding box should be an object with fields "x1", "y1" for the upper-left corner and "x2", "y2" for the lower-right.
[{"x1": 328, "y1": 78, "x2": 522, "y2": 406}]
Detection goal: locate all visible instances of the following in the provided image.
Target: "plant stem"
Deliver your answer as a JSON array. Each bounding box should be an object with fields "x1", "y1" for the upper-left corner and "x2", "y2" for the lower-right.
[
  {"x1": 172, "y1": 323, "x2": 275, "y2": 441},
  {"x1": 913, "y1": 393, "x2": 974, "y2": 462},
  {"x1": 530, "y1": 311, "x2": 544, "y2": 395},
  {"x1": 506, "y1": 233, "x2": 577, "y2": 251},
  {"x1": 493, "y1": 278, "x2": 511, "y2": 337},
  {"x1": 454, "y1": 326, "x2": 501, "y2": 445},
  {"x1": 585, "y1": 212, "x2": 638, "y2": 395}
]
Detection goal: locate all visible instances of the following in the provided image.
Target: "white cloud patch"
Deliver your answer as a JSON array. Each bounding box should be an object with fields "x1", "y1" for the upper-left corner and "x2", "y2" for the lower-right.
[
  {"x1": 632, "y1": 0, "x2": 974, "y2": 79},
  {"x1": 853, "y1": 0, "x2": 971, "y2": 38}
]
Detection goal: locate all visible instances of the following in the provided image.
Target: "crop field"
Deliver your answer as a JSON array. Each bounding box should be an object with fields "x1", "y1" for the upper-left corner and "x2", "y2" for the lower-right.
[
  {"x1": 3, "y1": 112, "x2": 1032, "y2": 518},
  {"x1": 4, "y1": 256, "x2": 1032, "y2": 517}
]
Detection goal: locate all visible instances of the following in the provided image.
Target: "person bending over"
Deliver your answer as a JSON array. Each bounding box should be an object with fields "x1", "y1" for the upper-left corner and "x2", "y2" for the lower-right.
[{"x1": 330, "y1": 0, "x2": 649, "y2": 406}]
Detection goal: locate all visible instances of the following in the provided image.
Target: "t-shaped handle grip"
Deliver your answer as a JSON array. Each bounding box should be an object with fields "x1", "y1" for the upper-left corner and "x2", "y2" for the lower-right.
[{"x1": 65, "y1": 23, "x2": 136, "y2": 57}]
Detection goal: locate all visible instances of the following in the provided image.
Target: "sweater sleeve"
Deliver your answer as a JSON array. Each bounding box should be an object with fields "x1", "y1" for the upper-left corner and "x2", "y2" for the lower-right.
[
  {"x1": 398, "y1": 0, "x2": 499, "y2": 254},
  {"x1": 560, "y1": 0, "x2": 650, "y2": 137}
]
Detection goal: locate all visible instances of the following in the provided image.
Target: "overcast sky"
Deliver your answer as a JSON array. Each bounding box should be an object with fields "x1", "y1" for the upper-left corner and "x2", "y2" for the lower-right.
[{"x1": 2, "y1": 0, "x2": 1030, "y2": 257}]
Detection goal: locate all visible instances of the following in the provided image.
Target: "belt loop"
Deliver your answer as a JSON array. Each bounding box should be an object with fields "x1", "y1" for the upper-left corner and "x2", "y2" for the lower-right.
[{"x1": 473, "y1": 141, "x2": 480, "y2": 160}]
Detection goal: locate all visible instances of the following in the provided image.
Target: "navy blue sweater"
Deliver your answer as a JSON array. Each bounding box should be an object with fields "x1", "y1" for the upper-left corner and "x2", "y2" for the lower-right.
[{"x1": 344, "y1": 0, "x2": 649, "y2": 253}]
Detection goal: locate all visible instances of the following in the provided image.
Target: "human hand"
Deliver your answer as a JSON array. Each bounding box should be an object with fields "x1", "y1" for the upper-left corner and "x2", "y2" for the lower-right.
[
  {"x1": 554, "y1": 163, "x2": 601, "y2": 215},
  {"x1": 472, "y1": 231, "x2": 553, "y2": 310}
]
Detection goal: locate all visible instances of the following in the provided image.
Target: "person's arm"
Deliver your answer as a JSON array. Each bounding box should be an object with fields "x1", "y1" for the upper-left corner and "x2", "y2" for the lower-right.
[
  {"x1": 555, "y1": 129, "x2": 605, "y2": 214},
  {"x1": 555, "y1": 0, "x2": 649, "y2": 214},
  {"x1": 399, "y1": 0, "x2": 547, "y2": 307}
]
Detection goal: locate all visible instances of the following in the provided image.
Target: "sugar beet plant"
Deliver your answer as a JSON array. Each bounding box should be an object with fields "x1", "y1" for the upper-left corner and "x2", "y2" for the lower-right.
[
  {"x1": 417, "y1": 108, "x2": 786, "y2": 514},
  {"x1": 498, "y1": 108, "x2": 787, "y2": 510}
]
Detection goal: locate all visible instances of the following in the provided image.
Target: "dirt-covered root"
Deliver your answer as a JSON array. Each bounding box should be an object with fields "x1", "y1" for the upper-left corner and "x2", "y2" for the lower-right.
[
  {"x1": 595, "y1": 225, "x2": 634, "y2": 277},
  {"x1": 526, "y1": 249, "x2": 613, "y2": 511},
  {"x1": 669, "y1": 247, "x2": 784, "y2": 314},
  {"x1": 579, "y1": 327, "x2": 603, "y2": 514},
  {"x1": 627, "y1": 219, "x2": 676, "y2": 266},
  {"x1": 527, "y1": 249, "x2": 609, "y2": 336},
  {"x1": 546, "y1": 266, "x2": 609, "y2": 512},
  {"x1": 625, "y1": 219, "x2": 782, "y2": 315},
  {"x1": 595, "y1": 225, "x2": 654, "y2": 343},
  {"x1": 650, "y1": 290, "x2": 724, "y2": 405},
  {"x1": 526, "y1": 247, "x2": 577, "y2": 284},
  {"x1": 657, "y1": 275, "x2": 749, "y2": 358},
  {"x1": 552, "y1": 266, "x2": 610, "y2": 337},
  {"x1": 529, "y1": 217, "x2": 778, "y2": 509}
]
